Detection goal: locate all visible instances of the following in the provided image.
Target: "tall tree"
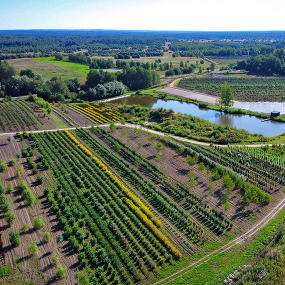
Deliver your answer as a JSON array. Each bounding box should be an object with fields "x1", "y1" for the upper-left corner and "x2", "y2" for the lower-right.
[
  {"x1": 0, "y1": 61, "x2": 15, "y2": 84},
  {"x1": 219, "y1": 82, "x2": 234, "y2": 108}
]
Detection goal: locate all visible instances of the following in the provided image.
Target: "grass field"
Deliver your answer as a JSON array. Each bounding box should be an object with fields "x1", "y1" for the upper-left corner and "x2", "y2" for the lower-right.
[
  {"x1": 7, "y1": 58, "x2": 87, "y2": 82},
  {"x1": 49, "y1": 111, "x2": 68, "y2": 128},
  {"x1": 33, "y1": 57, "x2": 90, "y2": 76}
]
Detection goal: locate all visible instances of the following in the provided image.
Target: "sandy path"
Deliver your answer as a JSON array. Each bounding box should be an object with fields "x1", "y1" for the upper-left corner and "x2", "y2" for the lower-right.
[
  {"x1": 158, "y1": 86, "x2": 219, "y2": 104},
  {"x1": 1, "y1": 123, "x2": 284, "y2": 148}
]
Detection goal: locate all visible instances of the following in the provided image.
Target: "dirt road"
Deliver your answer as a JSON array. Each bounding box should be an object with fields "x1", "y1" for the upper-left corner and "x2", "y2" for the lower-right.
[
  {"x1": 1, "y1": 123, "x2": 284, "y2": 148},
  {"x1": 158, "y1": 86, "x2": 219, "y2": 104}
]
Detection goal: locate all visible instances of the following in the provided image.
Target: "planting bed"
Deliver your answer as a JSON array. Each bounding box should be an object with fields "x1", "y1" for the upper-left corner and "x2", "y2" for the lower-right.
[
  {"x1": 0, "y1": 100, "x2": 56, "y2": 133},
  {"x1": 71, "y1": 103, "x2": 122, "y2": 124},
  {"x1": 0, "y1": 134, "x2": 78, "y2": 284},
  {"x1": 178, "y1": 77, "x2": 285, "y2": 102},
  {"x1": 100, "y1": 126, "x2": 284, "y2": 234}
]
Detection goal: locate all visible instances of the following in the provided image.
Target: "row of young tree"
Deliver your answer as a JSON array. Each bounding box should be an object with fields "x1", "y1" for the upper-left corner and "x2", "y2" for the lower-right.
[{"x1": 65, "y1": 52, "x2": 197, "y2": 74}]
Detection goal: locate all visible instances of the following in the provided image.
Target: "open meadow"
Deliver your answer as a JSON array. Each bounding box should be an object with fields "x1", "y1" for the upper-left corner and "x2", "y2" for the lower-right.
[{"x1": 6, "y1": 58, "x2": 87, "y2": 83}]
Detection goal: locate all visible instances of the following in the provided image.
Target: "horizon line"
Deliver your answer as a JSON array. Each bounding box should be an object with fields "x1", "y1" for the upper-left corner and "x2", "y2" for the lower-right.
[{"x1": 1, "y1": 29, "x2": 285, "y2": 32}]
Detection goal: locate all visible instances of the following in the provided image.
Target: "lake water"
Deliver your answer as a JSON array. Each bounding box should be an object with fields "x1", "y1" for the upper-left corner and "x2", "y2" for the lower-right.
[
  {"x1": 111, "y1": 95, "x2": 285, "y2": 137},
  {"x1": 233, "y1": 101, "x2": 285, "y2": 114}
]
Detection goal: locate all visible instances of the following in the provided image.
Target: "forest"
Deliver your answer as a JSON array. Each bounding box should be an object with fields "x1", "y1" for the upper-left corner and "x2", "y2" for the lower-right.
[
  {"x1": 2, "y1": 30, "x2": 285, "y2": 59},
  {"x1": 236, "y1": 48, "x2": 285, "y2": 76}
]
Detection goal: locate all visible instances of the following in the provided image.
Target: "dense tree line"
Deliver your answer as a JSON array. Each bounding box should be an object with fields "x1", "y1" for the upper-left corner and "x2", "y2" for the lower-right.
[
  {"x1": 0, "y1": 58, "x2": 159, "y2": 100},
  {"x1": 2, "y1": 30, "x2": 285, "y2": 58},
  {"x1": 165, "y1": 64, "x2": 196, "y2": 76},
  {"x1": 236, "y1": 49, "x2": 285, "y2": 76},
  {"x1": 118, "y1": 67, "x2": 160, "y2": 90},
  {"x1": 0, "y1": 30, "x2": 164, "y2": 57},
  {"x1": 169, "y1": 41, "x2": 285, "y2": 58}
]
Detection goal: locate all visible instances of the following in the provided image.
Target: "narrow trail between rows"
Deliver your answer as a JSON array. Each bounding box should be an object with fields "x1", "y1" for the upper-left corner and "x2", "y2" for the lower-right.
[{"x1": 1, "y1": 123, "x2": 284, "y2": 148}]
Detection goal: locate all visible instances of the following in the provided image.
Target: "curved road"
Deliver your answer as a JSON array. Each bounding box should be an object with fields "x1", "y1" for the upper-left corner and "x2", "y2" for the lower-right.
[{"x1": 0, "y1": 123, "x2": 284, "y2": 148}]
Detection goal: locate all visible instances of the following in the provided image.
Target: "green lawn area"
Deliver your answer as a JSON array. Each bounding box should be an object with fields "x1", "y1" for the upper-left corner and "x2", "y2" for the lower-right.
[
  {"x1": 33, "y1": 57, "x2": 90, "y2": 76},
  {"x1": 49, "y1": 112, "x2": 68, "y2": 128}
]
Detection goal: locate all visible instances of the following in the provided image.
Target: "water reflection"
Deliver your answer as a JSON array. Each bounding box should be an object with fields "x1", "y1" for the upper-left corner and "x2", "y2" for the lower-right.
[{"x1": 111, "y1": 95, "x2": 285, "y2": 137}]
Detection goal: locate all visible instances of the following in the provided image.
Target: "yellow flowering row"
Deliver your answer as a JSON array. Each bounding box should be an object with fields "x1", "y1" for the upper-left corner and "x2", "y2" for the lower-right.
[
  {"x1": 64, "y1": 130, "x2": 158, "y2": 223},
  {"x1": 75, "y1": 105, "x2": 108, "y2": 124},
  {"x1": 87, "y1": 104, "x2": 122, "y2": 121},
  {"x1": 73, "y1": 105, "x2": 104, "y2": 124},
  {"x1": 106, "y1": 111, "x2": 121, "y2": 121},
  {"x1": 126, "y1": 199, "x2": 182, "y2": 259},
  {"x1": 84, "y1": 108, "x2": 110, "y2": 123},
  {"x1": 87, "y1": 103, "x2": 108, "y2": 112}
]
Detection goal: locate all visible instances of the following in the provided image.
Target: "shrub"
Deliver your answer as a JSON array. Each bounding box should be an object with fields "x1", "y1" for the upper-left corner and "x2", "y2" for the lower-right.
[
  {"x1": 114, "y1": 142, "x2": 121, "y2": 152},
  {"x1": 43, "y1": 231, "x2": 51, "y2": 243},
  {"x1": 33, "y1": 217, "x2": 45, "y2": 230},
  {"x1": 0, "y1": 264, "x2": 13, "y2": 277},
  {"x1": 56, "y1": 265, "x2": 67, "y2": 279},
  {"x1": 155, "y1": 142, "x2": 163, "y2": 153},
  {"x1": 36, "y1": 175, "x2": 44, "y2": 185},
  {"x1": 0, "y1": 182, "x2": 5, "y2": 194},
  {"x1": 9, "y1": 231, "x2": 20, "y2": 247},
  {"x1": 28, "y1": 241, "x2": 39, "y2": 257},
  {"x1": 0, "y1": 160, "x2": 7, "y2": 172},
  {"x1": 21, "y1": 223, "x2": 29, "y2": 233},
  {"x1": 224, "y1": 201, "x2": 231, "y2": 211},
  {"x1": 5, "y1": 211, "x2": 16, "y2": 226},
  {"x1": 109, "y1": 122, "x2": 116, "y2": 133},
  {"x1": 6, "y1": 183, "x2": 14, "y2": 193},
  {"x1": 189, "y1": 171, "x2": 197, "y2": 187},
  {"x1": 51, "y1": 254, "x2": 60, "y2": 266},
  {"x1": 198, "y1": 162, "x2": 205, "y2": 171},
  {"x1": 186, "y1": 154, "x2": 198, "y2": 166},
  {"x1": 223, "y1": 174, "x2": 235, "y2": 193},
  {"x1": 16, "y1": 166, "x2": 24, "y2": 178},
  {"x1": 8, "y1": 159, "x2": 16, "y2": 167},
  {"x1": 177, "y1": 145, "x2": 185, "y2": 155}
]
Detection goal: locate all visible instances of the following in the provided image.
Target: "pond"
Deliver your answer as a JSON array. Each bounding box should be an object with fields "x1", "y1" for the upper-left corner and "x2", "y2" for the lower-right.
[
  {"x1": 233, "y1": 101, "x2": 285, "y2": 114},
  {"x1": 110, "y1": 95, "x2": 285, "y2": 137}
]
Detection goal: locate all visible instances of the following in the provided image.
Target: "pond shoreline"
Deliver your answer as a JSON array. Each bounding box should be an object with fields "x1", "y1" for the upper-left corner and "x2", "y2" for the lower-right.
[{"x1": 109, "y1": 94, "x2": 285, "y2": 137}]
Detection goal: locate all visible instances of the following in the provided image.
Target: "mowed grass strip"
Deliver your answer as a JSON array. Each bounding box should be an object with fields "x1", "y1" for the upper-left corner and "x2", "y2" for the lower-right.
[{"x1": 33, "y1": 57, "x2": 90, "y2": 76}]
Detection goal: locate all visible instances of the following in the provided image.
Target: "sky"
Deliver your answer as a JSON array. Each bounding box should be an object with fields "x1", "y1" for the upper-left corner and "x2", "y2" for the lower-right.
[{"x1": 0, "y1": 0, "x2": 285, "y2": 31}]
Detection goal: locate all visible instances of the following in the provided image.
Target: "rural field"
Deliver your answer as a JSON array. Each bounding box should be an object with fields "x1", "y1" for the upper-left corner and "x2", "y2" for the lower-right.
[
  {"x1": 6, "y1": 58, "x2": 87, "y2": 82},
  {"x1": 178, "y1": 76, "x2": 285, "y2": 102},
  {"x1": 1, "y1": 28, "x2": 285, "y2": 285},
  {"x1": 0, "y1": 97, "x2": 284, "y2": 284}
]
